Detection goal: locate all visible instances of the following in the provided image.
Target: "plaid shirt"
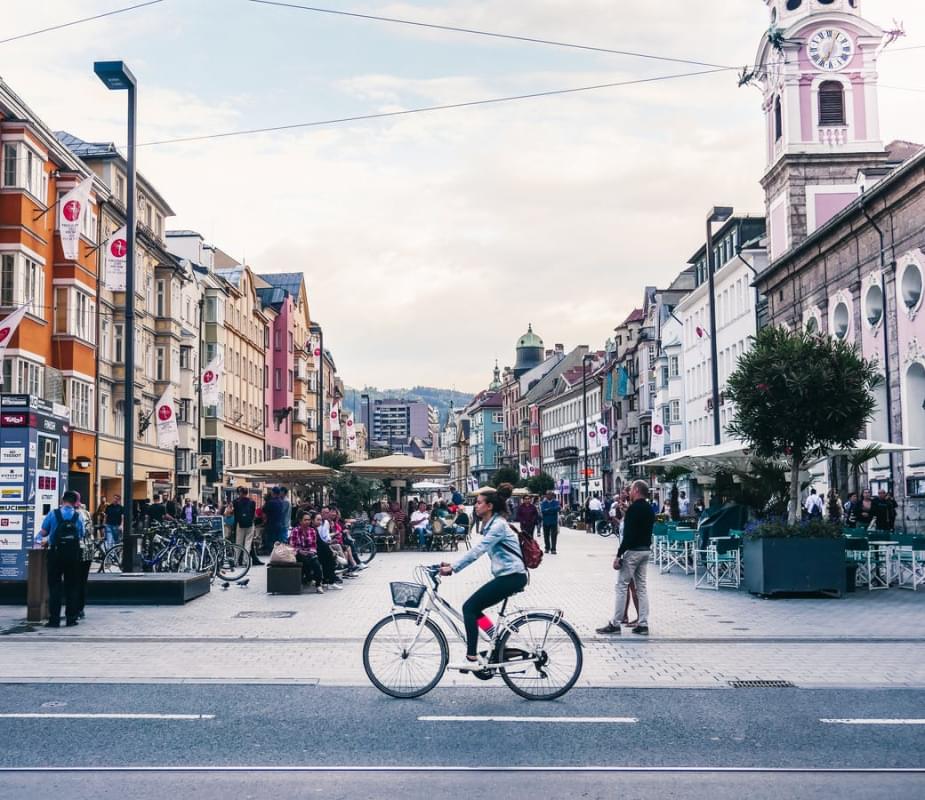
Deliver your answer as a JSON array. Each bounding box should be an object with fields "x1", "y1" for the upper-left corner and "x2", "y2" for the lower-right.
[{"x1": 289, "y1": 524, "x2": 317, "y2": 555}]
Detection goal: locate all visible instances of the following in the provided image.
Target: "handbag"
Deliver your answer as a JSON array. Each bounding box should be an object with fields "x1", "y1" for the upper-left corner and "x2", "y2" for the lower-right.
[{"x1": 269, "y1": 541, "x2": 297, "y2": 565}]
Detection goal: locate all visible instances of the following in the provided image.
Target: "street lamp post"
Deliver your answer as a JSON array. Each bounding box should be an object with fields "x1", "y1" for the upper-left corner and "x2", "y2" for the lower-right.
[
  {"x1": 309, "y1": 323, "x2": 323, "y2": 461},
  {"x1": 361, "y1": 393, "x2": 371, "y2": 457},
  {"x1": 705, "y1": 206, "x2": 734, "y2": 445},
  {"x1": 581, "y1": 353, "x2": 594, "y2": 501},
  {"x1": 94, "y1": 61, "x2": 138, "y2": 573}
]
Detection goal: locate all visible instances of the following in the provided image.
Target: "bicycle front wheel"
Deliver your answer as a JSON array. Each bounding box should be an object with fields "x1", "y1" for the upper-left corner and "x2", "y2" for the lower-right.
[
  {"x1": 498, "y1": 612, "x2": 583, "y2": 701},
  {"x1": 354, "y1": 532, "x2": 376, "y2": 565},
  {"x1": 216, "y1": 542, "x2": 251, "y2": 582},
  {"x1": 101, "y1": 544, "x2": 123, "y2": 573},
  {"x1": 597, "y1": 524, "x2": 615, "y2": 537},
  {"x1": 363, "y1": 612, "x2": 448, "y2": 699}
]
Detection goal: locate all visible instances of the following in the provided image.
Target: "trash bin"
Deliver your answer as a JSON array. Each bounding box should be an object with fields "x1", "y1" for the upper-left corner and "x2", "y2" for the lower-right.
[
  {"x1": 26, "y1": 548, "x2": 49, "y2": 623},
  {"x1": 845, "y1": 562, "x2": 859, "y2": 593}
]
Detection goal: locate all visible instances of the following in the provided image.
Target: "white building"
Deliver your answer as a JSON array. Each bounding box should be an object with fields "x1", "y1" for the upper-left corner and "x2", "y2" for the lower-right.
[{"x1": 675, "y1": 215, "x2": 767, "y2": 449}]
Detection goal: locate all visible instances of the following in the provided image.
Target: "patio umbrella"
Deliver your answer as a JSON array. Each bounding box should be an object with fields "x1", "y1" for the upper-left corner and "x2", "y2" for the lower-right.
[
  {"x1": 411, "y1": 480, "x2": 449, "y2": 491},
  {"x1": 344, "y1": 454, "x2": 450, "y2": 502},
  {"x1": 512, "y1": 487, "x2": 530, "y2": 497},
  {"x1": 226, "y1": 457, "x2": 337, "y2": 482}
]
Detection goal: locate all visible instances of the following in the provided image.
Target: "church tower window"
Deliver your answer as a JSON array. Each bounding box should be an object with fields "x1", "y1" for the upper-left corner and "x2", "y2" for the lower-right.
[
  {"x1": 773, "y1": 97, "x2": 783, "y2": 141},
  {"x1": 818, "y1": 81, "x2": 845, "y2": 126}
]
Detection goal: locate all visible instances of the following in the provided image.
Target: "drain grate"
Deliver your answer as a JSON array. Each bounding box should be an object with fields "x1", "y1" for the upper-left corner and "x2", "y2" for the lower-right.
[
  {"x1": 728, "y1": 679, "x2": 796, "y2": 689},
  {"x1": 235, "y1": 611, "x2": 297, "y2": 619}
]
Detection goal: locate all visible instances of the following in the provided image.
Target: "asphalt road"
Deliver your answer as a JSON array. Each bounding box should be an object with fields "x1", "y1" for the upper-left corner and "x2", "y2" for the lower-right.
[{"x1": 0, "y1": 684, "x2": 923, "y2": 772}]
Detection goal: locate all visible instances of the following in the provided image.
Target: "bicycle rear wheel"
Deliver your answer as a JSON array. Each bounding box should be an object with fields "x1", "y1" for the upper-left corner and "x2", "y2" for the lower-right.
[
  {"x1": 363, "y1": 612, "x2": 448, "y2": 698},
  {"x1": 353, "y1": 532, "x2": 376, "y2": 565},
  {"x1": 216, "y1": 542, "x2": 251, "y2": 581},
  {"x1": 101, "y1": 544, "x2": 123, "y2": 573},
  {"x1": 498, "y1": 612, "x2": 583, "y2": 701}
]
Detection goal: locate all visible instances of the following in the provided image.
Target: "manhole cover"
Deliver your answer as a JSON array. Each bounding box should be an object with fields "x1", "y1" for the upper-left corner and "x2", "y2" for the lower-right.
[
  {"x1": 728, "y1": 680, "x2": 796, "y2": 689},
  {"x1": 235, "y1": 611, "x2": 296, "y2": 619}
]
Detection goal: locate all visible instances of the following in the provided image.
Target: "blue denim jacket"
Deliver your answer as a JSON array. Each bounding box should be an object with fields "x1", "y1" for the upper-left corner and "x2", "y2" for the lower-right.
[{"x1": 452, "y1": 515, "x2": 526, "y2": 578}]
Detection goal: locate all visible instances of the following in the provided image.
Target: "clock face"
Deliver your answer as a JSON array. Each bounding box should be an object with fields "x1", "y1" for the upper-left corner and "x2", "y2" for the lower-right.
[{"x1": 807, "y1": 29, "x2": 853, "y2": 72}]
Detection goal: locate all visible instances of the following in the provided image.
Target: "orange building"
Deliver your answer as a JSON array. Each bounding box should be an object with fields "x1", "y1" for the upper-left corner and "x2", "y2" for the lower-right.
[{"x1": 0, "y1": 79, "x2": 103, "y2": 507}]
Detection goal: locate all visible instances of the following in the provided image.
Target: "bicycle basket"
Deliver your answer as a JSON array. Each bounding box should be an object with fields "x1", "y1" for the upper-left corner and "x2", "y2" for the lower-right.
[{"x1": 390, "y1": 581, "x2": 427, "y2": 608}]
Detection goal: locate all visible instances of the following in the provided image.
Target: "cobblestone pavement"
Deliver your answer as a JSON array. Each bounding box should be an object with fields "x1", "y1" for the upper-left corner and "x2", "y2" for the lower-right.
[{"x1": 1, "y1": 528, "x2": 922, "y2": 688}]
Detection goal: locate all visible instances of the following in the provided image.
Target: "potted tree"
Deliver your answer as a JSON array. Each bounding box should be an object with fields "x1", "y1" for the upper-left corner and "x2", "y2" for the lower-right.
[{"x1": 724, "y1": 326, "x2": 879, "y2": 596}]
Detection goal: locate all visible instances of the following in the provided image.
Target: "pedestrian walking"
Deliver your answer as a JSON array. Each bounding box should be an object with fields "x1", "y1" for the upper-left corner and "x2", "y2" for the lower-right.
[
  {"x1": 515, "y1": 494, "x2": 540, "y2": 538},
  {"x1": 596, "y1": 479, "x2": 653, "y2": 636},
  {"x1": 38, "y1": 490, "x2": 86, "y2": 628},
  {"x1": 539, "y1": 490, "x2": 560, "y2": 554},
  {"x1": 263, "y1": 487, "x2": 288, "y2": 546},
  {"x1": 73, "y1": 493, "x2": 94, "y2": 621},
  {"x1": 103, "y1": 494, "x2": 124, "y2": 548},
  {"x1": 587, "y1": 494, "x2": 604, "y2": 533},
  {"x1": 803, "y1": 487, "x2": 824, "y2": 519},
  {"x1": 232, "y1": 487, "x2": 260, "y2": 564}
]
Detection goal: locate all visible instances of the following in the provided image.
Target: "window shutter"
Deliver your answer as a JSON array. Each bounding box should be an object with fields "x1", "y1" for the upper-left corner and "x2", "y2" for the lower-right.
[{"x1": 818, "y1": 82, "x2": 845, "y2": 125}]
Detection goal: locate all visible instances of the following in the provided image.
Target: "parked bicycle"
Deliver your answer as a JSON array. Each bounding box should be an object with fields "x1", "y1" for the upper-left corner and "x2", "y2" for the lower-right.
[
  {"x1": 363, "y1": 565, "x2": 583, "y2": 700},
  {"x1": 596, "y1": 519, "x2": 617, "y2": 537},
  {"x1": 182, "y1": 529, "x2": 250, "y2": 582},
  {"x1": 348, "y1": 522, "x2": 377, "y2": 565}
]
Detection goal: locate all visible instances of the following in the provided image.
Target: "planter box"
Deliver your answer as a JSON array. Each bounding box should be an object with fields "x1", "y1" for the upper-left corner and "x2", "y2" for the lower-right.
[{"x1": 743, "y1": 537, "x2": 847, "y2": 597}]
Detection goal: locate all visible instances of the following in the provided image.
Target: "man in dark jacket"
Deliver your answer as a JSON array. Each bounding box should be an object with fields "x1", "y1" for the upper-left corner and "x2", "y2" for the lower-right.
[
  {"x1": 262, "y1": 487, "x2": 287, "y2": 548},
  {"x1": 597, "y1": 479, "x2": 654, "y2": 636},
  {"x1": 539, "y1": 491, "x2": 561, "y2": 554},
  {"x1": 233, "y1": 487, "x2": 260, "y2": 564}
]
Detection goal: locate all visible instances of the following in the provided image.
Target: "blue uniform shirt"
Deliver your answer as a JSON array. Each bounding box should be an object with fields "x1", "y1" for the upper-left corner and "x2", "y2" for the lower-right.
[{"x1": 39, "y1": 505, "x2": 86, "y2": 547}]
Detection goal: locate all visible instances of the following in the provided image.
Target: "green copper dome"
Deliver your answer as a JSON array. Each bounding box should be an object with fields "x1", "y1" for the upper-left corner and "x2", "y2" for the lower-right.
[{"x1": 517, "y1": 323, "x2": 543, "y2": 349}]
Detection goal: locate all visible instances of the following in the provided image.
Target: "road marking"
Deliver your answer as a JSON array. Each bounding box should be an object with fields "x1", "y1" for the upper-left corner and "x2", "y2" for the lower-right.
[
  {"x1": 418, "y1": 715, "x2": 638, "y2": 723},
  {"x1": 0, "y1": 713, "x2": 214, "y2": 720},
  {"x1": 820, "y1": 718, "x2": 925, "y2": 725},
  {"x1": 1, "y1": 766, "x2": 924, "y2": 773}
]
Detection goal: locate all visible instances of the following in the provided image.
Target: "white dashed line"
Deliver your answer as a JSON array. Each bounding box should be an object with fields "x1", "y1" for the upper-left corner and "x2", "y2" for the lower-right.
[{"x1": 418, "y1": 715, "x2": 638, "y2": 723}]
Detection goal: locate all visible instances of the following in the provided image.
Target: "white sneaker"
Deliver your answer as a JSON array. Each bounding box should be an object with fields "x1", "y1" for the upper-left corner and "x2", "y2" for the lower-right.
[
  {"x1": 315, "y1": 584, "x2": 325, "y2": 594},
  {"x1": 330, "y1": 582, "x2": 344, "y2": 590}
]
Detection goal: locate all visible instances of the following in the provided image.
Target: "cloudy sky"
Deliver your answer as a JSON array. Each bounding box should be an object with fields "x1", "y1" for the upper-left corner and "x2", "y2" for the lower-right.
[{"x1": 2, "y1": 1, "x2": 924, "y2": 392}]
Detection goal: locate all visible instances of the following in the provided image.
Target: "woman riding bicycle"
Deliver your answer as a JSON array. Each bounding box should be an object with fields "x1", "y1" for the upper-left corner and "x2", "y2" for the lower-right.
[{"x1": 439, "y1": 483, "x2": 527, "y2": 670}]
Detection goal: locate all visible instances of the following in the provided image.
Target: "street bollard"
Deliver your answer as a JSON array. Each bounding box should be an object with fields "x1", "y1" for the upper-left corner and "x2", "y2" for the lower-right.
[{"x1": 26, "y1": 548, "x2": 48, "y2": 623}]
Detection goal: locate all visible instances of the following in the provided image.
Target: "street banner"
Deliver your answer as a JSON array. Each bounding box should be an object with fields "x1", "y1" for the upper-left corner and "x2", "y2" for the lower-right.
[
  {"x1": 155, "y1": 386, "x2": 179, "y2": 449},
  {"x1": 527, "y1": 462, "x2": 537, "y2": 477},
  {"x1": 586, "y1": 419, "x2": 601, "y2": 453},
  {"x1": 596, "y1": 421, "x2": 609, "y2": 449},
  {"x1": 695, "y1": 325, "x2": 709, "y2": 354},
  {"x1": 650, "y1": 422, "x2": 666, "y2": 455},
  {"x1": 0, "y1": 305, "x2": 29, "y2": 363},
  {"x1": 519, "y1": 462, "x2": 528, "y2": 479},
  {"x1": 102, "y1": 225, "x2": 128, "y2": 290},
  {"x1": 328, "y1": 401, "x2": 340, "y2": 432},
  {"x1": 201, "y1": 354, "x2": 223, "y2": 407},
  {"x1": 307, "y1": 334, "x2": 321, "y2": 371},
  {"x1": 466, "y1": 476, "x2": 477, "y2": 493},
  {"x1": 345, "y1": 412, "x2": 357, "y2": 450},
  {"x1": 57, "y1": 176, "x2": 94, "y2": 261}
]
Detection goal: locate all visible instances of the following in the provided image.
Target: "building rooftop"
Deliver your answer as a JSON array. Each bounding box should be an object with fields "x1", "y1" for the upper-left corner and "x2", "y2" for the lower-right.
[
  {"x1": 516, "y1": 323, "x2": 543, "y2": 349},
  {"x1": 259, "y1": 272, "x2": 304, "y2": 299}
]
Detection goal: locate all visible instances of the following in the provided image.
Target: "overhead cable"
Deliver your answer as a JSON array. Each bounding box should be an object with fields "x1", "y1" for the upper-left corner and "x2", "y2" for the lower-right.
[{"x1": 0, "y1": 0, "x2": 166, "y2": 46}]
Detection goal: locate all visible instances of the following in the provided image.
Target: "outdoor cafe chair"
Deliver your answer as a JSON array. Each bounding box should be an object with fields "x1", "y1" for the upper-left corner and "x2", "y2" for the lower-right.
[
  {"x1": 660, "y1": 529, "x2": 695, "y2": 575},
  {"x1": 846, "y1": 536, "x2": 892, "y2": 591},
  {"x1": 894, "y1": 534, "x2": 925, "y2": 591},
  {"x1": 693, "y1": 536, "x2": 742, "y2": 590}
]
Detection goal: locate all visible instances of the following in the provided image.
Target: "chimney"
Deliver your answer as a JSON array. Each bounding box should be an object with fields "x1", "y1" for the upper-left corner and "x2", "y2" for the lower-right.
[
  {"x1": 545, "y1": 349, "x2": 553, "y2": 358},
  {"x1": 555, "y1": 343, "x2": 564, "y2": 353}
]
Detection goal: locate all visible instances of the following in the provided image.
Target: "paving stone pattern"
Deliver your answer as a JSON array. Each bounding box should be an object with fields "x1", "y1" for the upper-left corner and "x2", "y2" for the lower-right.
[{"x1": 0, "y1": 529, "x2": 922, "y2": 688}]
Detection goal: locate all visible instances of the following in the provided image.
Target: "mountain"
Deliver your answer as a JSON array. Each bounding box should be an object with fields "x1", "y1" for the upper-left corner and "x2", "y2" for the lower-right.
[{"x1": 342, "y1": 385, "x2": 475, "y2": 427}]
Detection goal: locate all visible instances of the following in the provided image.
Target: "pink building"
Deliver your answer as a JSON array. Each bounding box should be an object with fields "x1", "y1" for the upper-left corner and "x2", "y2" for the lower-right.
[{"x1": 256, "y1": 281, "x2": 295, "y2": 459}]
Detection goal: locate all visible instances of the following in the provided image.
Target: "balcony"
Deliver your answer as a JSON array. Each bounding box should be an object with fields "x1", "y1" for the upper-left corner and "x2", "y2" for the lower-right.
[
  {"x1": 155, "y1": 317, "x2": 182, "y2": 339},
  {"x1": 818, "y1": 126, "x2": 847, "y2": 146}
]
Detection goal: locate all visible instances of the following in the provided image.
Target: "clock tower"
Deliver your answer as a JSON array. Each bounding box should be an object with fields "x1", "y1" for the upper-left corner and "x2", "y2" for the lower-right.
[{"x1": 756, "y1": 0, "x2": 890, "y2": 261}]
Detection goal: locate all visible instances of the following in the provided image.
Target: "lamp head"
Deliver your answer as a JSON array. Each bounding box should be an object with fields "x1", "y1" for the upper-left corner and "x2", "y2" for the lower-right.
[
  {"x1": 93, "y1": 61, "x2": 136, "y2": 91},
  {"x1": 708, "y1": 206, "x2": 734, "y2": 223}
]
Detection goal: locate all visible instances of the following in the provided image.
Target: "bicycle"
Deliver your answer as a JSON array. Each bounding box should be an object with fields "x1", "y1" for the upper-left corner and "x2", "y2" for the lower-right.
[
  {"x1": 182, "y1": 529, "x2": 251, "y2": 582},
  {"x1": 596, "y1": 519, "x2": 617, "y2": 537},
  {"x1": 348, "y1": 523, "x2": 377, "y2": 565},
  {"x1": 362, "y1": 565, "x2": 583, "y2": 701},
  {"x1": 100, "y1": 525, "x2": 188, "y2": 574}
]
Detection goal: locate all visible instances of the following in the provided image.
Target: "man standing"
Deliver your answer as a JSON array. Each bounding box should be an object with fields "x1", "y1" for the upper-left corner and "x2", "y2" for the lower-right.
[
  {"x1": 678, "y1": 490, "x2": 690, "y2": 517},
  {"x1": 233, "y1": 487, "x2": 259, "y2": 564},
  {"x1": 587, "y1": 494, "x2": 604, "y2": 534},
  {"x1": 515, "y1": 494, "x2": 540, "y2": 538},
  {"x1": 450, "y1": 485, "x2": 464, "y2": 507},
  {"x1": 804, "y1": 488, "x2": 824, "y2": 519},
  {"x1": 539, "y1": 490, "x2": 561, "y2": 554},
  {"x1": 597, "y1": 479, "x2": 653, "y2": 636},
  {"x1": 38, "y1": 490, "x2": 85, "y2": 628},
  {"x1": 103, "y1": 494, "x2": 124, "y2": 548},
  {"x1": 263, "y1": 487, "x2": 287, "y2": 545},
  {"x1": 280, "y1": 487, "x2": 293, "y2": 529}
]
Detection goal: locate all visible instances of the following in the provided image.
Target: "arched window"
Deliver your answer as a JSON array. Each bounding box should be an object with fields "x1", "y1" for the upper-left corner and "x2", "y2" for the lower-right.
[
  {"x1": 819, "y1": 81, "x2": 845, "y2": 125},
  {"x1": 774, "y1": 96, "x2": 783, "y2": 141},
  {"x1": 786, "y1": 0, "x2": 802, "y2": 10}
]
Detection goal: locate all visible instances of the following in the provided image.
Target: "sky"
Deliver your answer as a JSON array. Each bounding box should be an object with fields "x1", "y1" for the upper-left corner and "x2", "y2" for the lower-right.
[{"x1": 2, "y1": 0, "x2": 924, "y2": 393}]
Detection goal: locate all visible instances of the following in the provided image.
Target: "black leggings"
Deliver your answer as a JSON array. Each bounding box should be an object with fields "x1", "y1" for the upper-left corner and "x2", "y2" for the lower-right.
[
  {"x1": 295, "y1": 552, "x2": 322, "y2": 585},
  {"x1": 462, "y1": 572, "x2": 529, "y2": 657},
  {"x1": 542, "y1": 523, "x2": 558, "y2": 552}
]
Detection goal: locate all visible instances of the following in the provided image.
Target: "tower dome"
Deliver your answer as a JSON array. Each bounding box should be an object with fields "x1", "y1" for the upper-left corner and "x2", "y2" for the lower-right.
[{"x1": 513, "y1": 323, "x2": 544, "y2": 378}]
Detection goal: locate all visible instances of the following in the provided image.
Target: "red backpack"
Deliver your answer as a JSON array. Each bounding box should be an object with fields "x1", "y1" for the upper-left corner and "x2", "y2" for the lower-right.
[{"x1": 518, "y1": 529, "x2": 544, "y2": 569}]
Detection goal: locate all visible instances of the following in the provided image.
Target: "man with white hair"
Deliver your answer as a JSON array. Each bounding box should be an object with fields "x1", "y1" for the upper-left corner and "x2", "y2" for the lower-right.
[{"x1": 596, "y1": 479, "x2": 653, "y2": 636}]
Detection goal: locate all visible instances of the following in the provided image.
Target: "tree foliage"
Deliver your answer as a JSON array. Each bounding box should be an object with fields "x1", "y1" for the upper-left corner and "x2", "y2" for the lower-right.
[
  {"x1": 317, "y1": 450, "x2": 349, "y2": 470},
  {"x1": 492, "y1": 466, "x2": 521, "y2": 488},
  {"x1": 526, "y1": 471, "x2": 556, "y2": 495},
  {"x1": 329, "y1": 473, "x2": 381, "y2": 517},
  {"x1": 725, "y1": 326, "x2": 879, "y2": 523}
]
